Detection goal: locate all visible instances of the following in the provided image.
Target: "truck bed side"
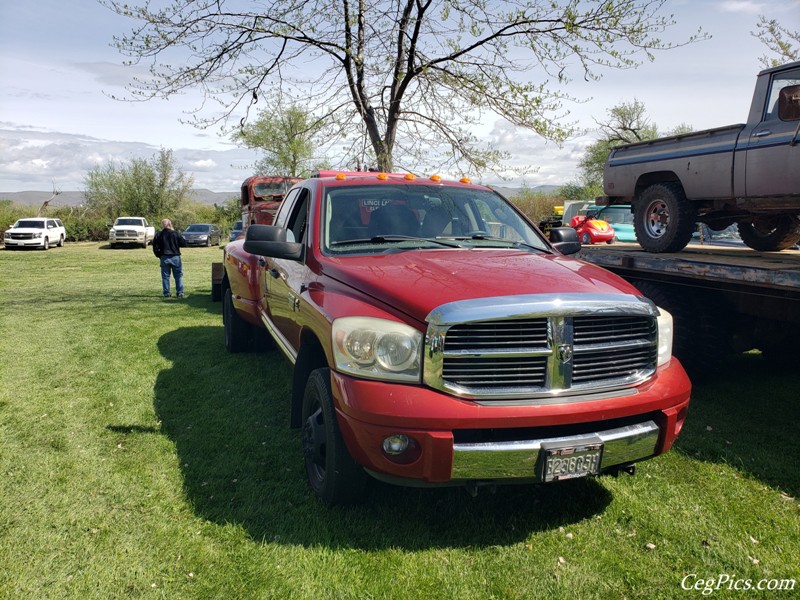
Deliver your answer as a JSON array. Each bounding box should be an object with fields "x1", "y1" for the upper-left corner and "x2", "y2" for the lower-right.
[{"x1": 604, "y1": 124, "x2": 745, "y2": 200}]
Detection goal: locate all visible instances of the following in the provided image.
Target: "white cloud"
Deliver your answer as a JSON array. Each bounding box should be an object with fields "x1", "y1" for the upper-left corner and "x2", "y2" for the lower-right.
[{"x1": 717, "y1": 1, "x2": 765, "y2": 14}]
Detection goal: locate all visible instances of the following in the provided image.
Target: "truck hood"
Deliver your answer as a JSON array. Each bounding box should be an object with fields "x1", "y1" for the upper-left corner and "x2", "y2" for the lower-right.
[
  {"x1": 7, "y1": 227, "x2": 47, "y2": 234},
  {"x1": 321, "y1": 248, "x2": 642, "y2": 323}
]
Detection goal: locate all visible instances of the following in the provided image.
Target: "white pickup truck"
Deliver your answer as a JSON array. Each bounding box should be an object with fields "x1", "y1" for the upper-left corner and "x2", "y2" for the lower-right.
[{"x1": 109, "y1": 217, "x2": 156, "y2": 248}]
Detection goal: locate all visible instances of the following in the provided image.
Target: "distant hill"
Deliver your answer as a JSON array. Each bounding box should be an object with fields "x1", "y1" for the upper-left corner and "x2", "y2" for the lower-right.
[
  {"x1": 0, "y1": 189, "x2": 238, "y2": 207},
  {"x1": 489, "y1": 184, "x2": 562, "y2": 198}
]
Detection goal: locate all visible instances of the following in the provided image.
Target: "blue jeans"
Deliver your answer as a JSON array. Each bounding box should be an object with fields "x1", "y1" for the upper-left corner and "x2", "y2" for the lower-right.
[{"x1": 160, "y1": 255, "x2": 184, "y2": 296}]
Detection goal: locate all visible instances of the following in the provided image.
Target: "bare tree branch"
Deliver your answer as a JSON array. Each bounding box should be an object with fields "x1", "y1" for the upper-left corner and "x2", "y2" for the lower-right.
[{"x1": 103, "y1": 0, "x2": 706, "y2": 173}]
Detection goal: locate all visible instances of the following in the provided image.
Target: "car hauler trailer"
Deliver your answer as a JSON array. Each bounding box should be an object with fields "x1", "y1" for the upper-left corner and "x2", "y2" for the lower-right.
[{"x1": 577, "y1": 243, "x2": 800, "y2": 378}]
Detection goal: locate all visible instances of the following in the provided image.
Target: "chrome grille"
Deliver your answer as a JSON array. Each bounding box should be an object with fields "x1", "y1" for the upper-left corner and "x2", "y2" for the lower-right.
[
  {"x1": 445, "y1": 319, "x2": 548, "y2": 349},
  {"x1": 424, "y1": 294, "x2": 660, "y2": 402},
  {"x1": 573, "y1": 316, "x2": 656, "y2": 383}
]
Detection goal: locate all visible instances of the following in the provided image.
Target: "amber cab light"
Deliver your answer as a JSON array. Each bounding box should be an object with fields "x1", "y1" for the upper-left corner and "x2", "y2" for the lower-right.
[
  {"x1": 430, "y1": 174, "x2": 442, "y2": 182},
  {"x1": 459, "y1": 177, "x2": 471, "y2": 184},
  {"x1": 377, "y1": 172, "x2": 389, "y2": 181}
]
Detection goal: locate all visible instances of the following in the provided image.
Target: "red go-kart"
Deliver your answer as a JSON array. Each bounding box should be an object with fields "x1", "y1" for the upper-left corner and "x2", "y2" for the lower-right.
[{"x1": 570, "y1": 214, "x2": 615, "y2": 244}]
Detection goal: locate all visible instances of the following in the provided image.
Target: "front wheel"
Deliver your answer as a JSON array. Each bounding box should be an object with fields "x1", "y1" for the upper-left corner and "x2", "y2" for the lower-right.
[
  {"x1": 58, "y1": 235, "x2": 65, "y2": 247},
  {"x1": 42, "y1": 237, "x2": 50, "y2": 250},
  {"x1": 580, "y1": 231, "x2": 592, "y2": 245},
  {"x1": 302, "y1": 368, "x2": 368, "y2": 506},
  {"x1": 737, "y1": 215, "x2": 800, "y2": 251},
  {"x1": 634, "y1": 183, "x2": 696, "y2": 253}
]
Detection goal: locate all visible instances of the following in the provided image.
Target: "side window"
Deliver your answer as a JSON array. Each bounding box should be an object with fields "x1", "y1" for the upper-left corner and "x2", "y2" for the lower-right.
[
  {"x1": 285, "y1": 189, "x2": 310, "y2": 244},
  {"x1": 274, "y1": 188, "x2": 300, "y2": 229},
  {"x1": 764, "y1": 68, "x2": 800, "y2": 121}
]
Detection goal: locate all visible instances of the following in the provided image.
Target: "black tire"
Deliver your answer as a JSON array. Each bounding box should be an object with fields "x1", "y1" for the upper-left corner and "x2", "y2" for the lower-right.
[
  {"x1": 58, "y1": 235, "x2": 65, "y2": 247},
  {"x1": 634, "y1": 183, "x2": 696, "y2": 253},
  {"x1": 223, "y1": 288, "x2": 253, "y2": 353},
  {"x1": 206, "y1": 237, "x2": 212, "y2": 247},
  {"x1": 737, "y1": 215, "x2": 800, "y2": 251},
  {"x1": 633, "y1": 280, "x2": 729, "y2": 381},
  {"x1": 580, "y1": 231, "x2": 591, "y2": 245},
  {"x1": 42, "y1": 237, "x2": 49, "y2": 251},
  {"x1": 301, "y1": 368, "x2": 368, "y2": 506}
]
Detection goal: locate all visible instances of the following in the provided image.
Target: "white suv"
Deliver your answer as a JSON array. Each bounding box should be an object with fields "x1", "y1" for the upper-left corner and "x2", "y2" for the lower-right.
[{"x1": 4, "y1": 218, "x2": 66, "y2": 250}]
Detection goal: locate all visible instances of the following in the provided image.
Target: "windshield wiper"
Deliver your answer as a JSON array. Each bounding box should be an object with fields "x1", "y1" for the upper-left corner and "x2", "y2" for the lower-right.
[
  {"x1": 446, "y1": 234, "x2": 548, "y2": 253},
  {"x1": 331, "y1": 235, "x2": 463, "y2": 248}
]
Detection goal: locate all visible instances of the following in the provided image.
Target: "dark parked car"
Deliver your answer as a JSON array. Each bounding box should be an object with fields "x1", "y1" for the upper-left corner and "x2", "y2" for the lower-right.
[
  {"x1": 229, "y1": 220, "x2": 243, "y2": 242},
  {"x1": 181, "y1": 224, "x2": 221, "y2": 247}
]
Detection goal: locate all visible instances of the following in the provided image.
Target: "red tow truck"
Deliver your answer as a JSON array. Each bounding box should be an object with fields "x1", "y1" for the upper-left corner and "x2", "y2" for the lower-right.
[
  {"x1": 240, "y1": 175, "x2": 303, "y2": 226},
  {"x1": 220, "y1": 171, "x2": 691, "y2": 505}
]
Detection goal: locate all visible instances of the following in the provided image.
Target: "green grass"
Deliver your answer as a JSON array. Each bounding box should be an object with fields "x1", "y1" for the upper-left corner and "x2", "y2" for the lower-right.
[{"x1": 1, "y1": 242, "x2": 798, "y2": 599}]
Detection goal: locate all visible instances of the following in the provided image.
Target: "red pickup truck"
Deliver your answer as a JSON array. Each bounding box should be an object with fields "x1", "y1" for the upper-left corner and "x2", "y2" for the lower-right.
[{"x1": 221, "y1": 171, "x2": 691, "y2": 505}]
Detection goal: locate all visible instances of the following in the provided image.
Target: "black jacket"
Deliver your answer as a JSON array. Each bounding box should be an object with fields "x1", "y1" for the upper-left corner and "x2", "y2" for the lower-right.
[{"x1": 153, "y1": 228, "x2": 186, "y2": 257}]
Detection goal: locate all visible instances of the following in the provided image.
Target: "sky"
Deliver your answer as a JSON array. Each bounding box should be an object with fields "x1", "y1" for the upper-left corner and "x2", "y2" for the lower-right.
[{"x1": 1, "y1": 0, "x2": 799, "y2": 194}]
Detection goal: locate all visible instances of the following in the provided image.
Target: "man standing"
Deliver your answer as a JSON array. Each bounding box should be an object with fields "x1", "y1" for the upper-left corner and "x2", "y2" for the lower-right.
[{"x1": 152, "y1": 218, "x2": 187, "y2": 298}]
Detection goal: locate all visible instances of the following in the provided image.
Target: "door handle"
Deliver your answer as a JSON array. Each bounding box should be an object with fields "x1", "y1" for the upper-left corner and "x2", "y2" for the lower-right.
[{"x1": 752, "y1": 130, "x2": 771, "y2": 138}]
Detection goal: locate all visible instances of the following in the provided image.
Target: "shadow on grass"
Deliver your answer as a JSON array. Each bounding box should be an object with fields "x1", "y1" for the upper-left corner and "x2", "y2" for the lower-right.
[
  {"x1": 675, "y1": 352, "x2": 800, "y2": 498},
  {"x1": 151, "y1": 326, "x2": 612, "y2": 550}
]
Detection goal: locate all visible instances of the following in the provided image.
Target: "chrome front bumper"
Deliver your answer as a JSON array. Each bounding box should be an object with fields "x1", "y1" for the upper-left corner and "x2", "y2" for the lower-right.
[{"x1": 451, "y1": 420, "x2": 660, "y2": 480}]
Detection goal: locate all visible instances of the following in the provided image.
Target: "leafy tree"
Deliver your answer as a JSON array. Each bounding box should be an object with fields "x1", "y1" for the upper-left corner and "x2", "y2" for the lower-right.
[
  {"x1": 232, "y1": 105, "x2": 322, "y2": 177},
  {"x1": 104, "y1": 0, "x2": 704, "y2": 175},
  {"x1": 83, "y1": 149, "x2": 194, "y2": 221},
  {"x1": 754, "y1": 16, "x2": 800, "y2": 68}
]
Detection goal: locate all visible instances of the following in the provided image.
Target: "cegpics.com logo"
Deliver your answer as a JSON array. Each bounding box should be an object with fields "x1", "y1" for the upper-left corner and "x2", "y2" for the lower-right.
[{"x1": 682, "y1": 574, "x2": 796, "y2": 596}]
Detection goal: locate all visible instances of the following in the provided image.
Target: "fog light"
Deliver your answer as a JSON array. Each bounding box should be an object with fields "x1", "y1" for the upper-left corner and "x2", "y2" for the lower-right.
[{"x1": 382, "y1": 434, "x2": 409, "y2": 455}]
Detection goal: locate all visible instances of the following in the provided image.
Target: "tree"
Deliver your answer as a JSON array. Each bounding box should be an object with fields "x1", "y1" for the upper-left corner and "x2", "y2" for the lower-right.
[
  {"x1": 104, "y1": 0, "x2": 704, "y2": 175},
  {"x1": 754, "y1": 16, "x2": 800, "y2": 68},
  {"x1": 84, "y1": 149, "x2": 194, "y2": 220},
  {"x1": 232, "y1": 105, "x2": 322, "y2": 177}
]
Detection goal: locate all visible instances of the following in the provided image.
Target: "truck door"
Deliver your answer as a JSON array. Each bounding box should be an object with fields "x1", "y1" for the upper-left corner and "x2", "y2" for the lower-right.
[
  {"x1": 263, "y1": 187, "x2": 310, "y2": 356},
  {"x1": 744, "y1": 67, "x2": 800, "y2": 199}
]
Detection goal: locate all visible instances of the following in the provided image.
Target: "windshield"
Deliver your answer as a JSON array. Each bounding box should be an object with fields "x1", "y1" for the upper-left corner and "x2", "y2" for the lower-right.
[
  {"x1": 323, "y1": 184, "x2": 549, "y2": 255},
  {"x1": 184, "y1": 224, "x2": 210, "y2": 233},
  {"x1": 254, "y1": 181, "x2": 291, "y2": 198},
  {"x1": 232, "y1": 221, "x2": 242, "y2": 230},
  {"x1": 596, "y1": 207, "x2": 634, "y2": 225},
  {"x1": 116, "y1": 218, "x2": 143, "y2": 226},
  {"x1": 15, "y1": 220, "x2": 45, "y2": 228}
]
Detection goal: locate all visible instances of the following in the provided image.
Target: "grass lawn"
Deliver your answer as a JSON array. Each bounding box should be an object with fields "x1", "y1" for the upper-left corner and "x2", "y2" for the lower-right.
[{"x1": 1, "y1": 242, "x2": 798, "y2": 599}]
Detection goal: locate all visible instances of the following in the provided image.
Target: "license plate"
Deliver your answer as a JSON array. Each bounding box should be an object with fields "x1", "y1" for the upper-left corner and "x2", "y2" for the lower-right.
[{"x1": 539, "y1": 439, "x2": 603, "y2": 482}]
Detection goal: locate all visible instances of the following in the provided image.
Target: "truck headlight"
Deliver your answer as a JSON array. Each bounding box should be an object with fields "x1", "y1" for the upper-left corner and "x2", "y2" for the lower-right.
[
  {"x1": 332, "y1": 317, "x2": 422, "y2": 382},
  {"x1": 656, "y1": 308, "x2": 673, "y2": 367}
]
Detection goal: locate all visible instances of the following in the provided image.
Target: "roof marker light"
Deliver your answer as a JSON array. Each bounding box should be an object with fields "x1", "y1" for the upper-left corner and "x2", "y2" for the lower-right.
[
  {"x1": 377, "y1": 173, "x2": 389, "y2": 181},
  {"x1": 459, "y1": 177, "x2": 472, "y2": 184},
  {"x1": 335, "y1": 173, "x2": 347, "y2": 180},
  {"x1": 430, "y1": 174, "x2": 442, "y2": 182},
  {"x1": 404, "y1": 173, "x2": 416, "y2": 180}
]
